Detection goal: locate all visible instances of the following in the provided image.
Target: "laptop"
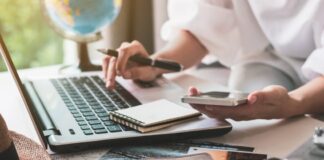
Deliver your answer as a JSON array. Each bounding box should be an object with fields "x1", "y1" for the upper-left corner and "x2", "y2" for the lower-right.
[{"x1": 0, "y1": 34, "x2": 232, "y2": 153}]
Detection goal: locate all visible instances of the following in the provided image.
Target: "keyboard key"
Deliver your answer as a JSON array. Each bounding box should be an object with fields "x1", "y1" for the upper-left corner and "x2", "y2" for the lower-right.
[
  {"x1": 79, "y1": 108, "x2": 92, "y2": 112},
  {"x1": 78, "y1": 121, "x2": 88, "y2": 126},
  {"x1": 100, "y1": 117, "x2": 110, "y2": 121},
  {"x1": 82, "y1": 112, "x2": 95, "y2": 117},
  {"x1": 88, "y1": 120, "x2": 101, "y2": 125},
  {"x1": 116, "y1": 102, "x2": 129, "y2": 109},
  {"x1": 75, "y1": 117, "x2": 84, "y2": 122},
  {"x1": 67, "y1": 106, "x2": 76, "y2": 110},
  {"x1": 72, "y1": 113, "x2": 82, "y2": 118},
  {"x1": 102, "y1": 103, "x2": 114, "y2": 107},
  {"x1": 103, "y1": 120, "x2": 115, "y2": 126},
  {"x1": 97, "y1": 112, "x2": 109, "y2": 117},
  {"x1": 94, "y1": 129, "x2": 108, "y2": 134},
  {"x1": 72, "y1": 98, "x2": 83, "y2": 102},
  {"x1": 85, "y1": 116, "x2": 98, "y2": 121},
  {"x1": 83, "y1": 129, "x2": 93, "y2": 135},
  {"x1": 94, "y1": 108, "x2": 106, "y2": 113},
  {"x1": 81, "y1": 125, "x2": 90, "y2": 130},
  {"x1": 92, "y1": 105, "x2": 103, "y2": 110},
  {"x1": 70, "y1": 110, "x2": 79, "y2": 114},
  {"x1": 89, "y1": 102, "x2": 100, "y2": 106},
  {"x1": 121, "y1": 125, "x2": 133, "y2": 131},
  {"x1": 91, "y1": 124, "x2": 105, "y2": 130},
  {"x1": 85, "y1": 97, "x2": 96, "y2": 102},
  {"x1": 105, "y1": 106, "x2": 117, "y2": 111},
  {"x1": 107, "y1": 125, "x2": 122, "y2": 132},
  {"x1": 77, "y1": 104, "x2": 89, "y2": 109},
  {"x1": 75, "y1": 101, "x2": 87, "y2": 105}
]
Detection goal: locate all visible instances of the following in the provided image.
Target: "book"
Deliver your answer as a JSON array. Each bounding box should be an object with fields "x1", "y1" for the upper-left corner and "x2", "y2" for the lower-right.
[
  {"x1": 109, "y1": 99, "x2": 201, "y2": 133},
  {"x1": 152, "y1": 150, "x2": 267, "y2": 160}
]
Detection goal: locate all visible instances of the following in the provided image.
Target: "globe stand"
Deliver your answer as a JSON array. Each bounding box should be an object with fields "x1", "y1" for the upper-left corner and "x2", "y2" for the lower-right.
[
  {"x1": 58, "y1": 32, "x2": 103, "y2": 74},
  {"x1": 76, "y1": 42, "x2": 101, "y2": 71},
  {"x1": 58, "y1": 42, "x2": 102, "y2": 74}
]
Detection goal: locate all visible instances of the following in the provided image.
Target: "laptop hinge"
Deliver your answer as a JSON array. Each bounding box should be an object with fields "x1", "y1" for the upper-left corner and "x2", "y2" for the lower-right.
[
  {"x1": 43, "y1": 129, "x2": 60, "y2": 136},
  {"x1": 24, "y1": 81, "x2": 61, "y2": 147}
]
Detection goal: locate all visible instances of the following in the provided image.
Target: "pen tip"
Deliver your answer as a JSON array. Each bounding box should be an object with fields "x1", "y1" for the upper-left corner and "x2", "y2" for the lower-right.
[{"x1": 97, "y1": 48, "x2": 107, "y2": 53}]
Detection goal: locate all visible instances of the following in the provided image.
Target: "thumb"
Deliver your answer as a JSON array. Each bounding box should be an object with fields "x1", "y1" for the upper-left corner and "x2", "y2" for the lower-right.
[
  {"x1": 188, "y1": 86, "x2": 200, "y2": 96},
  {"x1": 248, "y1": 86, "x2": 287, "y2": 104},
  {"x1": 248, "y1": 91, "x2": 272, "y2": 104}
]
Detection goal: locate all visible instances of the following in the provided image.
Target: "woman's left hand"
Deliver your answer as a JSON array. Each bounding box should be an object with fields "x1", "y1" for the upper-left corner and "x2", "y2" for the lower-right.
[{"x1": 188, "y1": 86, "x2": 304, "y2": 121}]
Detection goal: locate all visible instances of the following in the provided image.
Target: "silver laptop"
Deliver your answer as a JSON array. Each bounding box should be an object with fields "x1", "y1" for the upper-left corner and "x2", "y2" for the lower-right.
[{"x1": 0, "y1": 34, "x2": 232, "y2": 153}]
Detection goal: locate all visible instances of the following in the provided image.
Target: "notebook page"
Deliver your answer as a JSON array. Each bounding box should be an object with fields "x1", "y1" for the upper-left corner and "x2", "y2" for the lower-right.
[{"x1": 115, "y1": 99, "x2": 200, "y2": 126}]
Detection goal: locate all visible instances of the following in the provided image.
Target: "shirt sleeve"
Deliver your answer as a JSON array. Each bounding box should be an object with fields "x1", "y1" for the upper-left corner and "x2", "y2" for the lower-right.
[
  {"x1": 161, "y1": 0, "x2": 241, "y2": 66},
  {"x1": 302, "y1": 19, "x2": 324, "y2": 80},
  {"x1": 302, "y1": 48, "x2": 324, "y2": 80}
]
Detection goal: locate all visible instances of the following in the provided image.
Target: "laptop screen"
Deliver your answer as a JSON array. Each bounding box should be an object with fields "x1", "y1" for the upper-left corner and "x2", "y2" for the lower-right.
[{"x1": 0, "y1": 33, "x2": 47, "y2": 148}]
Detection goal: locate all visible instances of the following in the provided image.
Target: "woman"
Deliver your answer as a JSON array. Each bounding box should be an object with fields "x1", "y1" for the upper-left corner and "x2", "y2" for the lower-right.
[{"x1": 102, "y1": 0, "x2": 324, "y2": 121}]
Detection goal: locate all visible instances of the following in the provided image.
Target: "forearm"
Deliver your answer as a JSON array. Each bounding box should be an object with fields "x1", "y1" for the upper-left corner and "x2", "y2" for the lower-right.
[
  {"x1": 151, "y1": 30, "x2": 208, "y2": 74},
  {"x1": 289, "y1": 76, "x2": 324, "y2": 115}
]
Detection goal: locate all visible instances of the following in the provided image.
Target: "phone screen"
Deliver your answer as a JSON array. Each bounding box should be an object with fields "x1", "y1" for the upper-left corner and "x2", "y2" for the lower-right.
[{"x1": 199, "y1": 91, "x2": 248, "y2": 99}]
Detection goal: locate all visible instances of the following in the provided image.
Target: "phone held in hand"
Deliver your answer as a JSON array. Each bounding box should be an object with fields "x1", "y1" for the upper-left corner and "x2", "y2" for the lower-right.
[{"x1": 181, "y1": 91, "x2": 249, "y2": 106}]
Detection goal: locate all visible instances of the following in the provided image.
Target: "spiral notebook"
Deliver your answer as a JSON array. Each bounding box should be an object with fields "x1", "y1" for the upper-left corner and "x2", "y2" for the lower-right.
[{"x1": 109, "y1": 99, "x2": 201, "y2": 133}]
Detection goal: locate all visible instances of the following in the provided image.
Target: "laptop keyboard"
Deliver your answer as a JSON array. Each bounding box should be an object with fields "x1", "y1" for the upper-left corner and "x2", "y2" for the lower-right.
[{"x1": 50, "y1": 76, "x2": 141, "y2": 135}]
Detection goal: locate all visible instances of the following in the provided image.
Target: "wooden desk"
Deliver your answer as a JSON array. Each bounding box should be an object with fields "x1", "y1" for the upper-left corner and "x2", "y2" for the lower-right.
[{"x1": 0, "y1": 65, "x2": 323, "y2": 158}]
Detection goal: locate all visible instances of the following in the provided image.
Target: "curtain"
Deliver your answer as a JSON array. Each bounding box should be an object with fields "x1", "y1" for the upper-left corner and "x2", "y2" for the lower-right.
[
  {"x1": 65, "y1": 0, "x2": 168, "y2": 65},
  {"x1": 102, "y1": 0, "x2": 154, "y2": 53}
]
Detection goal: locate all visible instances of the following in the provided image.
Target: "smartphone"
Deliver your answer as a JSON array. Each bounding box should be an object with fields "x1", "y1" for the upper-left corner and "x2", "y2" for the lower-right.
[{"x1": 181, "y1": 91, "x2": 249, "y2": 106}]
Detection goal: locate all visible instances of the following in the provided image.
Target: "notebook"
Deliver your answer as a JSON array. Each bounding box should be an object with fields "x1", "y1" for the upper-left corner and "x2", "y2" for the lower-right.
[{"x1": 109, "y1": 99, "x2": 202, "y2": 133}]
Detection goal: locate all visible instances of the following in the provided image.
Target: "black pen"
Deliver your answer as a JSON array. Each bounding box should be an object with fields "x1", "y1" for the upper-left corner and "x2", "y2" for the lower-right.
[{"x1": 97, "y1": 49, "x2": 183, "y2": 72}]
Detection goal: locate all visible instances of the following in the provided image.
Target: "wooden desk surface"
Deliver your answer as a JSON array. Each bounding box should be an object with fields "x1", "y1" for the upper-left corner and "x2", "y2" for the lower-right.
[{"x1": 0, "y1": 65, "x2": 323, "y2": 158}]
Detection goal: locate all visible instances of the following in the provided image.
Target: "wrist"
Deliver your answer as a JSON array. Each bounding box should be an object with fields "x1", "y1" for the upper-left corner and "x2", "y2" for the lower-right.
[{"x1": 288, "y1": 91, "x2": 308, "y2": 116}]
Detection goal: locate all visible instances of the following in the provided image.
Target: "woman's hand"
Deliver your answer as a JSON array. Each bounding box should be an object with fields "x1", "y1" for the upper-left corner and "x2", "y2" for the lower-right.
[
  {"x1": 102, "y1": 41, "x2": 160, "y2": 89},
  {"x1": 188, "y1": 86, "x2": 304, "y2": 121}
]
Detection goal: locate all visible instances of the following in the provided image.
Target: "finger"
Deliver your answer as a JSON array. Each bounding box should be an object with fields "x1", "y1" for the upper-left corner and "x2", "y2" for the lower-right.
[
  {"x1": 247, "y1": 91, "x2": 258, "y2": 104},
  {"x1": 102, "y1": 56, "x2": 110, "y2": 79},
  {"x1": 248, "y1": 85, "x2": 287, "y2": 104},
  {"x1": 188, "y1": 87, "x2": 200, "y2": 96},
  {"x1": 115, "y1": 42, "x2": 131, "y2": 76},
  {"x1": 191, "y1": 105, "x2": 220, "y2": 119},
  {"x1": 106, "y1": 57, "x2": 117, "y2": 89},
  {"x1": 204, "y1": 105, "x2": 254, "y2": 121},
  {"x1": 117, "y1": 42, "x2": 131, "y2": 51},
  {"x1": 116, "y1": 41, "x2": 149, "y2": 76}
]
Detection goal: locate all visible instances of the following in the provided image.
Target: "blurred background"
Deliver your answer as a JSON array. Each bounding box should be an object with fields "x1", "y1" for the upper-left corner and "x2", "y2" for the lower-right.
[{"x1": 0, "y1": 0, "x2": 168, "y2": 71}]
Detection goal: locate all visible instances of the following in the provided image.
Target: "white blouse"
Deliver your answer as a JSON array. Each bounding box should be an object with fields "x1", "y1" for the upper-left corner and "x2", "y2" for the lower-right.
[{"x1": 161, "y1": 0, "x2": 324, "y2": 84}]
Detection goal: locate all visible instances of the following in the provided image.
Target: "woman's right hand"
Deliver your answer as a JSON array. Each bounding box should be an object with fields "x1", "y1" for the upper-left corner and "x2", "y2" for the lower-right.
[{"x1": 102, "y1": 40, "x2": 160, "y2": 89}]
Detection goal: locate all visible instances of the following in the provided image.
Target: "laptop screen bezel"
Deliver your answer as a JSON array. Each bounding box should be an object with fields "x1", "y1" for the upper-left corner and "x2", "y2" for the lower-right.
[{"x1": 0, "y1": 33, "x2": 47, "y2": 148}]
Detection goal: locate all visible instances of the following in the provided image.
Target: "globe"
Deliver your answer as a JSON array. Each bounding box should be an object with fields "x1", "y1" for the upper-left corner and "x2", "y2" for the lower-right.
[
  {"x1": 41, "y1": 0, "x2": 122, "y2": 42},
  {"x1": 40, "y1": 0, "x2": 122, "y2": 72}
]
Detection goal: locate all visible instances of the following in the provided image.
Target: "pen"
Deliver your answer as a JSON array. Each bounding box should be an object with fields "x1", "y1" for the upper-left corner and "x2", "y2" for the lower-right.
[{"x1": 97, "y1": 49, "x2": 183, "y2": 72}]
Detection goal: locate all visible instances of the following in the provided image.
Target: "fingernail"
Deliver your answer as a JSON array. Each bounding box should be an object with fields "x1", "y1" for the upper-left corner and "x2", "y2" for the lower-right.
[
  {"x1": 250, "y1": 96, "x2": 257, "y2": 104},
  {"x1": 124, "y1": 71, "x2": 131, "y2": 79},
  {"x1": 116, "y1": 70, "x2": 121, "y2": 76},
  {"x1": 106, "y1": 81, "x2": 111, "y2": 88}
]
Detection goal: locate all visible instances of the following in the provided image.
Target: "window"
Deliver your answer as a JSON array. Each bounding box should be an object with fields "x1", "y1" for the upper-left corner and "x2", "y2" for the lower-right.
[{"x1": 0, "y1": 0, "x2": 63, "y2": 71}]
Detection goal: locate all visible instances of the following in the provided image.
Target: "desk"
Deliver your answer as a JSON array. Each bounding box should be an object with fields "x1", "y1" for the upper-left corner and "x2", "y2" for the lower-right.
[{"x1": 0, "y1": 65, "x2": 323, "y2": 158}]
